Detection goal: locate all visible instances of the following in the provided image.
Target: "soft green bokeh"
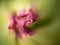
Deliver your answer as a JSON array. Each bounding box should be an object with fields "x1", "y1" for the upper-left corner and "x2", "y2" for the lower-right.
[{"x1": 0, "y1": 0, "x2": 60, "y2": 45}]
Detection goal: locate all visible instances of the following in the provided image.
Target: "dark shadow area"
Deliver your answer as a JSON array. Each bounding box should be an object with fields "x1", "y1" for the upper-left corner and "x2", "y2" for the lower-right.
[{"x1": 26, "y1": 12, "x2": 56, "y2": 30}]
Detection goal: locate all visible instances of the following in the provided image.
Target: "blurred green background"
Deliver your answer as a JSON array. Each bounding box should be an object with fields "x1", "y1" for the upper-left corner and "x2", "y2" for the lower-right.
[{"x1": 0, "y1": 0, "x2": 60, "y2": 45}]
